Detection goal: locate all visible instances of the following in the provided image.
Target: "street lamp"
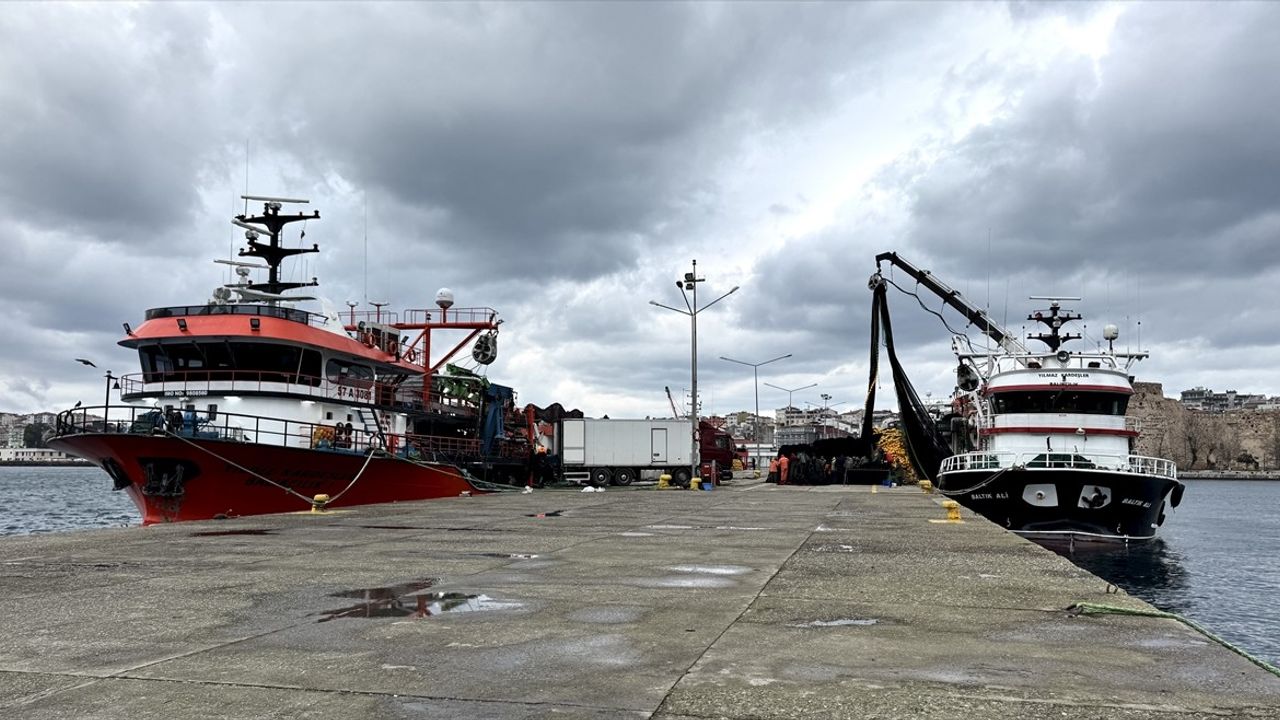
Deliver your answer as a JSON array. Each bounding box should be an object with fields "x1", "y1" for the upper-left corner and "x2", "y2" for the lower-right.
[
  {"x1": 76, "y1": 359, "x2": 120, "y2": 431},
  {"x1": 104, "y1": 371, "x2": 120, "y2": 429},
  {"x1": 720, "y1": 354, "x2": 790, "y2": 444},
  {"x1": 808, "y1": 396, "x2": 846, "y2": 439},
  {"x1": 764, "y1": 382, "x2": 817, "y2": 426},
  {"x1": 650, "y1": 259, "x2": 739, "y2": 487}
]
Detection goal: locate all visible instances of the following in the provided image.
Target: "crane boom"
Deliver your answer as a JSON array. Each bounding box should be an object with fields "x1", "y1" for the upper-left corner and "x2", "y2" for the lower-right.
[
  {"x1": 664, "y1": 386, "x2": 683, "y2": 419},
  {"x1": 871, "y1": 251, "x2": 1027, "y2": 355}
]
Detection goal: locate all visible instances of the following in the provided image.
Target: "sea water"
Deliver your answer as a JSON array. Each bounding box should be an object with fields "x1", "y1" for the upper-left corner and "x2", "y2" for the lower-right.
[
  {"x1": 0, "y1": 465, "x2": 138, "y2": 535},
  {"x1": 1056, "y1": 479, "x2": 1280, "y2": 667}
]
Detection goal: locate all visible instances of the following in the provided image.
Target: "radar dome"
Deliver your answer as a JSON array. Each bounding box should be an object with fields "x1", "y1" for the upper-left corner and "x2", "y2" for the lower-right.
[
  {"x1": 435, "y1": 288, "x2": 455, "y2": 310},
  {"x1": 1103, "y1": 324, "x2": 1119, "y2": 340}
]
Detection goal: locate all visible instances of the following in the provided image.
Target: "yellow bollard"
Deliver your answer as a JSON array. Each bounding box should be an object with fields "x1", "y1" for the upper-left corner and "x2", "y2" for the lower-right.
[
  {"x1": 919, "y1": 480, "x2": 933, "y2": 494},
  {"x1": 311, "y1": 493, "x2": 331, "y2": 514},
  {"x1": 929, "y1": 500, "x2": 964, "y2": 523},
  {"x1": 658, "y1": 474, "x2": 671, "y2": 490},
  {"x1": 871, "y1": 484, "x2": 878, "y2": 494}
]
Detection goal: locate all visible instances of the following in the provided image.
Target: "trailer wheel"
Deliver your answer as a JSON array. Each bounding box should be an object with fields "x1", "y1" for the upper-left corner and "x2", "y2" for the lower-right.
[
  {"x1": 672, "y1": 468, "x2": 691, "y2": 487},
  {"x1": 590, "y1": 467, "x2": 614, "y2": 486},
  {"x1": 614, "y1": 467, "x2": 637, "y2": 486}
]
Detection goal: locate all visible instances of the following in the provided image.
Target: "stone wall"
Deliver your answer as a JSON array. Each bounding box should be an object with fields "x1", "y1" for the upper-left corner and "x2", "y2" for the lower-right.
[{"x1": 1130, "y1": 382, "x2": 1280, "y2": 471}]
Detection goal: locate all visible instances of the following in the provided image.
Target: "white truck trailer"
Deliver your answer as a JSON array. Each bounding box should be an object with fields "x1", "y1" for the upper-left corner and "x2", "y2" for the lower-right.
[{"x1": 557, "y1": 418, "x2": 694, "y2": 486}]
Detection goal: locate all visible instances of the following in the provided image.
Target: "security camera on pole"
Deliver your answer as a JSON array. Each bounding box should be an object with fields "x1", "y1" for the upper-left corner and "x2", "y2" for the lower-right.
[{"x1": 650, "y1": 260, "x2": 738, "y2": 489}]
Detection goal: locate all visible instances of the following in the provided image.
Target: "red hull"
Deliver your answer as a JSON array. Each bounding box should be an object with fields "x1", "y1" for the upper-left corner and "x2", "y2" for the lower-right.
[{"x1": 49, "y1": 433, "x2": 484, "y2": 524}]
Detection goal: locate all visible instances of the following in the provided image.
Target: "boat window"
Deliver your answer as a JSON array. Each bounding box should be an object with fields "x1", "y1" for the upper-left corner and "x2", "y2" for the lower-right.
[
  {"x1": 326, "y1": 359, "x2": 375, "y2": 385},
  {"x1": 139, "y1": 343, "x2": 321, "y2": 386},
  {"x1": 990, "y1": 390, "x2": 1128, "y2": 416}
]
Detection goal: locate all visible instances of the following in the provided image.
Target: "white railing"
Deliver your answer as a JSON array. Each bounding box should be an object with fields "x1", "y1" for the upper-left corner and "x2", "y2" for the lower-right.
[{"x1": 940, "y1": 451, "x2": 1177, "y2": 480}]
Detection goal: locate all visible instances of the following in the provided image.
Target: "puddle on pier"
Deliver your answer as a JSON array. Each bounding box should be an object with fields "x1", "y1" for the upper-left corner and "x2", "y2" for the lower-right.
[
  {"x1": 472, "y1": 552, "x2": 540, "y2": 559},
  {"x1": 666, "y1": 564, "x2": 751, "y2": 576},
  {"x1": 787, "y1": 618, "x2": 879, "y2": 628},
  {"x1": 317, "y1": 578, "x2": 522, "y2": 622},
  {"x1": 190, "y1": 529, "x2": 277, "y2": 537}
]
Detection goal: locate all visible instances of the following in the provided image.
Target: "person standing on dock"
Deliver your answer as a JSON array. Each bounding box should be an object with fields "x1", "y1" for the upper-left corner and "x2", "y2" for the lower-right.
[
  {"x1": 768, "y1": 456, "x2": 780, "y2": 484},
  {"x1": 779, "y1": 454, "x2": 790, "y2": 485}
]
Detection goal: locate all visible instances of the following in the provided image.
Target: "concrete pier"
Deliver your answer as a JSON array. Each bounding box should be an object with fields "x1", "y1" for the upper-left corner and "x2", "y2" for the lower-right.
[{"x1": 2, "y1": 477, "x2": 1278, "y2": 719}]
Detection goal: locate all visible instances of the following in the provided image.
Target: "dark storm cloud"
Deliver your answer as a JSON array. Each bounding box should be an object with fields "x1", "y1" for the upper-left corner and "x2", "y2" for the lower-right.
[
  {"x1": 217, "y1": 2, "x2": 944, "y2": 286},
  {"x1": 0, "y1": 4, "x2": 219, "y2": 239},
  {"x1": 897, "y1": 3, "x2": 1280, "y2": 281}
]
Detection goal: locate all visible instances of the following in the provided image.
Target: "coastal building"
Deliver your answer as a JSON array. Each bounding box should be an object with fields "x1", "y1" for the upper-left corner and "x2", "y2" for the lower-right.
[
  {"x1": 1180, "y1": 387, "x2": 1271, "y2": 413},
  {"x1": 0, "y1": 447, "x2": 81, "y2": 463}
]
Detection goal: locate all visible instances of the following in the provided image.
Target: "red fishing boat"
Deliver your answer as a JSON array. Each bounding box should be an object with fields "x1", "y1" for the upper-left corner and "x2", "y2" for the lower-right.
[{"x1": 51, "y1": 195, "x2": 531, "y2": 523}]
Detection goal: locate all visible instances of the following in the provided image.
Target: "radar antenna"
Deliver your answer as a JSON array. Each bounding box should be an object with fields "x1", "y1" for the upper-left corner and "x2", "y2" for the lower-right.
[{"x1": 233, "y1": 196, "x2": 320, "y2": 298}]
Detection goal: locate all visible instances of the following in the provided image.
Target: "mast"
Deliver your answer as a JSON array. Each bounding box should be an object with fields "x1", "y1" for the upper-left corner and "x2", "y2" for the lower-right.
[
  {"x1": 1025, "y1": 297, "x2": 1082, "y2": 352},
  {"x1": 234, "y1": 195, "x2": 320, "y2": 297}
]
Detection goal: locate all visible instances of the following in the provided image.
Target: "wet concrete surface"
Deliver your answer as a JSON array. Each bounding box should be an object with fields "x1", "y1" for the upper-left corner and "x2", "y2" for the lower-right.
[{"x1": 1, "y1": 476, "x2": 1278, "y2": 718}]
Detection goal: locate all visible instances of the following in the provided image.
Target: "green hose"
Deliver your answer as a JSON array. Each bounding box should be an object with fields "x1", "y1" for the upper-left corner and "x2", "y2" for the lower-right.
[{"x1": 1067, "y1": 602, "x2": 1280, "y2": 679}]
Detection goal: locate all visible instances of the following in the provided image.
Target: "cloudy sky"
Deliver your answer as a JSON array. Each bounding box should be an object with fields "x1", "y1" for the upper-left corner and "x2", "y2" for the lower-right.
[{"x1": 3, "y1": 1, "x2": 1278, "y2": 419}]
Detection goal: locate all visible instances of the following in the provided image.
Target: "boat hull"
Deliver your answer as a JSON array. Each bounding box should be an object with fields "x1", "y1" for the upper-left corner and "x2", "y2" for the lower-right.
[
  {"x1": 49, "y1": 433, "x2": 484, "y2": 524},
  {"x1": 938, "y1": 467, "x2": 1183, "y2": 543}
]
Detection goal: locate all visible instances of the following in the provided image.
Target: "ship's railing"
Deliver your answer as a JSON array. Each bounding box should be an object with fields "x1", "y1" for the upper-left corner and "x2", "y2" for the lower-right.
[
  {"x1": 344, "y1": 307, "x2": 499, "y2": 327},
  {"x1": 957, "y1": 351, "x2": 1129, "y2": 371},
  {"x1": 117, "y1": 371, "x2": 430, "y2": 412},
  {"x1": 53, "y1": 405, "x2": 527, "y2": 465},
  {"x1": 144, "y1": 304, "x2": 329, "y2": 328},
  {"x1": 398, "y1": 307, "x2": 499, "y2": 326},
  {"x1": 940, "y1": 451, "x2": 1177, "y2": 480}
]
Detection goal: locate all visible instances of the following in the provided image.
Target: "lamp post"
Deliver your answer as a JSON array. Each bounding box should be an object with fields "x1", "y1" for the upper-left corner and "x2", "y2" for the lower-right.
[
  {"x1": 764, "y1": 382, "x2": 817, "y2": 426},
  {"x1": 809, "y1": 396, "x2": 846, "y2": 439},
  {"x1": 720, "y1": 354, "x2": 790, "y2": 445},
  {"x1": 650, "y1": 259, "x2": 739, "y2": 487},
  {"x1": 104, "y1": 371, "x2": 122, "y2": 427}
]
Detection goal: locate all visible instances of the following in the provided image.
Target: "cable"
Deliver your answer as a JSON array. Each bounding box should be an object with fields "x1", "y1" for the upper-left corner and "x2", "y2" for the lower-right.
[
  {"x1": 937, "y1": 464, "x2": 1016, "y2": 496},
  {"x1": 883, "y1": 276, "x2": 978, "y2": 354},
  {"x1": 162, "y1": 428, "x2": 376, "y2": 508},
  {"x1": 1066, "y1": 602, "x2": 1280, "y2": 678}
]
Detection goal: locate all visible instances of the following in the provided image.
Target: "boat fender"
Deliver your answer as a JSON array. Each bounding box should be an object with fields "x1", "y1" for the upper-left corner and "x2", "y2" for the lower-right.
[{"x1": 1170, "y1": 483, "x2": 1185, "y2": 508}]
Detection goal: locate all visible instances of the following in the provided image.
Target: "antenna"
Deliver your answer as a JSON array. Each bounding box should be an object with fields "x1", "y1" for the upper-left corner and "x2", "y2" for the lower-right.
[
  {"x1": 243, "y1": 138, "x2": 249, "y2": 215},
  {"x1": 363, "y1": 191, "x2": 368, "y2": 305}
]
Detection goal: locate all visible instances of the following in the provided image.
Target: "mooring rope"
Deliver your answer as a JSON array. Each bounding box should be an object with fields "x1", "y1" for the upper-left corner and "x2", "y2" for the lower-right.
[
  {"x1": 937, "y1": 465, "x2": 1017, "y2": 497},
  {"x1": 162, "y1": 429, "x2": 377, "y2": 508},
  {"x1": 1066, "y1": 602, "x2": 1280, "y2": 678}
]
